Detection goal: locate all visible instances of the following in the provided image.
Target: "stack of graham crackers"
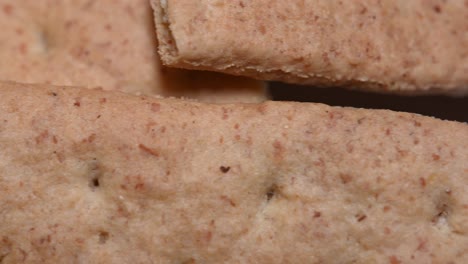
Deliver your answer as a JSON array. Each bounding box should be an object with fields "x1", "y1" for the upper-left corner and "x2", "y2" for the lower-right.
[{"x1": 0, "y1": 1, "x2": 466, "y2": 263}]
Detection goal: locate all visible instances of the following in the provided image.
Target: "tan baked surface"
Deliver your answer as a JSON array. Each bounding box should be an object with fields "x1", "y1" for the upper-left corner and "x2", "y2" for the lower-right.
[
  {"x1": 1, "y1": 82, "x2": 467, "y2": 263},
  {"x1": 0, "y1": 0, "x2": 266, "y2": 102},
  {"x1": 154, "y1": 0, "x2": 468, "y2": 95}
]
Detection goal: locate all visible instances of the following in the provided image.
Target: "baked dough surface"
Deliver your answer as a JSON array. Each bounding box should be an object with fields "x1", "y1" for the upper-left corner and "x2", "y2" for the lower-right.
[
  {"x1": 0, "y1": 82, "x2": 467, "y2": 263},
  {"x1": 153, "y1": 0, "x2": 468, "y2": 95},
  {"x1": 0, "y1": 0, "x2": 266, "y2": 102}
]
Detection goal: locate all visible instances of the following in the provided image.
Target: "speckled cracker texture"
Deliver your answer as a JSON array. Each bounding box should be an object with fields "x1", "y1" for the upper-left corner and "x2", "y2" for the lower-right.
[
  {"x1": 1, "y1": 82, "x2": 467, "y2": 263},
  {"x1": 153, "y1": 0, "x2": 468, "y2": 95},
  {"x1": 0, "y1": 0, "x2": 266, "y2": 102}
]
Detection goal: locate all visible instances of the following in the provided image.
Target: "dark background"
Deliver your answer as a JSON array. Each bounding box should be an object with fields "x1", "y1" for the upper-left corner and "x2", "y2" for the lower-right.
[{"x1": 270, "y1": 82, "x2": 468, "y2": 123}]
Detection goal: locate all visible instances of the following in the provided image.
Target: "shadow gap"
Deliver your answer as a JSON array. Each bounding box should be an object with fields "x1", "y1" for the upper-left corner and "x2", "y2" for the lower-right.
[{"x1": 269, "y1": 82, "x2": 468, "y2": 123}]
